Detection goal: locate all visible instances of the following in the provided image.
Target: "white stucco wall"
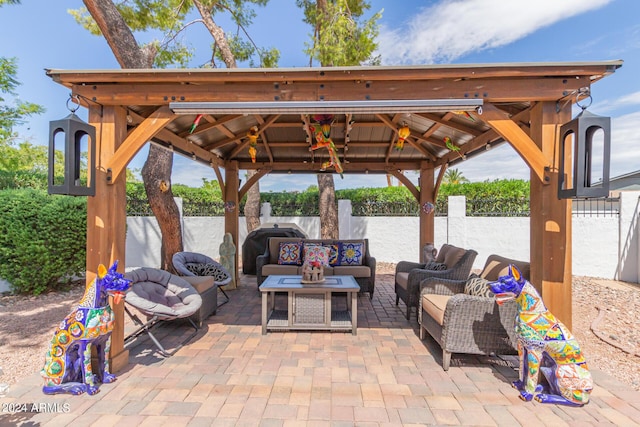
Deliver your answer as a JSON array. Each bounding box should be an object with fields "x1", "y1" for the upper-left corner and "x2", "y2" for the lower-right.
[{"x1": 121, "y1": 195, "x2": 638, "y2": 282}]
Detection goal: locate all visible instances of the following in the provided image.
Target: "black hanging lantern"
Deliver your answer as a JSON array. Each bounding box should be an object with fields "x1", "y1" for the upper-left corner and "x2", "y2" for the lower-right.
[
  {"x1": 48, "y1": 96, "x2": 96, "y2": 196},
  {"x1": 558, "y1": 96, "x2": 611, "y2": 199}
]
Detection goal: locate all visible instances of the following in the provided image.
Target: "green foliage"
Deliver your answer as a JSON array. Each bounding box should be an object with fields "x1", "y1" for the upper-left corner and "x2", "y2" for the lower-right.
[
  {"x1": 0, "y1": 57, "x2": 45, "y2": 142},
  {"x1": 296, "y1": 0, "x2": 381, "y2": 66},
  {"x1": 0, "y1": 169, "x2": 48, "y2": 190},
  {"x1": 70, "y1": 0, "x2": 279, "y2": 69},
  {"x1": 0, "y1": 190, "x2": 87, "y2": 295},
  {"x1": 443, "y1": 168, "x2": 469, "y2": 185}
]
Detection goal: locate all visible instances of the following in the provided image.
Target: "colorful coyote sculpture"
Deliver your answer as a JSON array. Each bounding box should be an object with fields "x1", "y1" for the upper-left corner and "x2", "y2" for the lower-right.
[
  {"x1": 41, "y1": 261, "x2": 130, "y2": 395},
  {"x1": 489, "y1": 265, "x2": 593, "y2": 406}
]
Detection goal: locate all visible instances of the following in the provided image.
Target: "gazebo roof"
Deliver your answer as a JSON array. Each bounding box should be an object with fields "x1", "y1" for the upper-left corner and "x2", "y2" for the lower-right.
[{"x1": 46, "y1": 61, "x2": 622, "y2": 176}]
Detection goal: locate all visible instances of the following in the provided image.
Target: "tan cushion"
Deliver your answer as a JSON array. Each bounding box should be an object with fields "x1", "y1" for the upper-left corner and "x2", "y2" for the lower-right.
[
  {"x1": 333, "y1": 265, "x2": 371, "y2": 278},
  {"x1": 262, "y1": 264, "x2": 300, "y2": 276},
  {"x1": 182, "y1": 275, "x2": 215, "y2": 294},
  {"x1": 422, "y1": 294, "x2": 451, "y2": 326},
  {"x1": 443, "y1": 247, "x2": 465, "y2": 268},
  {"x1": 480, "y1": 255, "x2": 530, "y2": 281},
  {"x1": 396, "y1": 272, "x2": 409, "y2": 290}
]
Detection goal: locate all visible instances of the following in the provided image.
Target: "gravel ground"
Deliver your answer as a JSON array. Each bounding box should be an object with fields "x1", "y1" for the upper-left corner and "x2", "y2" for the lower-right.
[{"x1": 0, "y1": 268, "x2": 638, "y2": 394}]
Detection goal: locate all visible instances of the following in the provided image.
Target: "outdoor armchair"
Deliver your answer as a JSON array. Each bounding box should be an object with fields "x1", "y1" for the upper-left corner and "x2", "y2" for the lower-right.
[
  {"x1": 394, "y1": 244, "x2": 477, "y2": 320},
  {"x1": 418, "y1": 275, "x2": 518, "y2": 370},
  {"x1": 173, "y1": 251, "x2": 231, "y2": 307}
]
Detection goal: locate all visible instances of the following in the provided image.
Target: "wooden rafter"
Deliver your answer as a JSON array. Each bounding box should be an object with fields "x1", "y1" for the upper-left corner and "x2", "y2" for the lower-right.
[
  {"x1": 376, "y1": 114, "x2": 436, "y2": 161},
  {"x1": 106, "y1": 106, "x2": 177, "y2": 183},
  {"x1": 178, "y1": 114, "x2": 241, "y2": 138},
  {"x1": 416, "y1": 112, "x2": 483, "y2": 137},
  {"x1": 254, "y1": 114, "x2": 274, "y2": 163},
  {"x1": 228, "y1": 115, "x2": 280, "y2": 159},
  {"x1": 473, "y1": 103, "x2": 550, "y2": 183}
]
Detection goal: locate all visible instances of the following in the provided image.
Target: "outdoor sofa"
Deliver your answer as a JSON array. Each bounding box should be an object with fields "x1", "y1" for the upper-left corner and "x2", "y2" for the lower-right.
[{"x1": 256, "y1": 236, "x2": 376, "y2": 298}]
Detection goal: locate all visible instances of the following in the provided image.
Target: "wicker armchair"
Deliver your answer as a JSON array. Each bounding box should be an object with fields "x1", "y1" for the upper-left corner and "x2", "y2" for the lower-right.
[
  {"x1": 394, "y1": 244, "x2": 477, "y2": 320},
  {"x1": 418, "y1": 254, "x2": 530, "y2": 370}
]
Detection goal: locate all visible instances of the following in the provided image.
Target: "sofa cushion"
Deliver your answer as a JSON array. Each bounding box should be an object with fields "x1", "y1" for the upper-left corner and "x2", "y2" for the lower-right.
[
  {"x1": 303, "y1": 243, "x2": 331, "y2": 266},
  {"x1": 422, "y1": 294, "x2": 451, "y2": 326},
  {"x1": 333, "y1": 265, "x2": 371, "y2": 278},
  {"x1": 464, "y1": 276, "x2": 494, "y2": 298},
  {"x1": 262, "y1": 264, "x2": 301, "y2": 276},
  {"x1": 339, "y1": 242, "x2": 364, "y2": 265},
  {"x1": 480, "y1": 254, "x2": 530, "y2": 281},
  {"x1": 443, "y1": 246, "x2": 465, "y2": 268},
  {"x1": 396, "y1": 272, "x2": 409, "y2": 290},
  {"x1": 277, "y1": 241, "x2": 303, "y2": 265},
  {"x1": 435, "y1": 244, "x2": 452, "y2": 263}
]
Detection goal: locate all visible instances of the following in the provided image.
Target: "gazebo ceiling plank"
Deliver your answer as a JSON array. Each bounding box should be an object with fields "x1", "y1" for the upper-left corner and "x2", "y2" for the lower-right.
[
  {"x1": 416, "y1": 112, "x2": 483, "y2": 136},
  {"x1": 237, "y1": 160, "x2": 426, "y2": 172},
  {"x1": 69, "y1": 76, "x2": 592, "y2": 106}
]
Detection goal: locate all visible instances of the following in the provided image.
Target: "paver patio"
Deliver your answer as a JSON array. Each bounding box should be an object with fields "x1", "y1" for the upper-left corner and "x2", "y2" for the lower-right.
[{"x1": 2, "y1": 273, "x2": 639, "y2": 426}]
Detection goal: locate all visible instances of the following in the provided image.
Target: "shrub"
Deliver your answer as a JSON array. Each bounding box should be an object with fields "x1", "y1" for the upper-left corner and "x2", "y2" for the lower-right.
[{"x1": 0, "y1": 189, "x2": 87, "y2": 294}]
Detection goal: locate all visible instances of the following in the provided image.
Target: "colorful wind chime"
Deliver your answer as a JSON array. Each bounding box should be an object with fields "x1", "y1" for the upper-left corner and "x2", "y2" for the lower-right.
[{"x1": 309, "y1": 114, "x2": 344, "y2": 177}]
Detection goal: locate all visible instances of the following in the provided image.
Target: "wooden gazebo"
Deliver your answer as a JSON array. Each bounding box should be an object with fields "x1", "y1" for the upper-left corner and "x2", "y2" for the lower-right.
[{"x1": 47, "y1": 61, "x2": 622, "y2": 371}]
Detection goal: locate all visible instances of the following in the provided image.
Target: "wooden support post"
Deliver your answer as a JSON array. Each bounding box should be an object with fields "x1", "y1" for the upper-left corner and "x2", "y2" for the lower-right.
[
  {"x1": 87, "y1": 106, "x2": 129, "y2": 372},
  {"x1": 419, "y1": 162, "x2": 435, "y2": 258},
  {"x1": 529, "y1": 101, "x2": 573, "y2": 329},
  {"x1": 224, "y1": 161, "x2": 240, "y2": 281}
]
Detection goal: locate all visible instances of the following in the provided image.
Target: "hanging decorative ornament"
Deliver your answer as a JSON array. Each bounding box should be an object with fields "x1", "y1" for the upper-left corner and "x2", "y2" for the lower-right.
[
  {"x1": 396, "y1": 123, "x2": 410, "y2": 151},
  {"x1": 189, "y1": 114, "x2": 204, "y2": 134},
  {"x1": 444, "y1": 136, "x2": 463, "y2": 159},
  {"x1": 246, "y1": 126, "x2": 259, "y2": 163},
  {"x1": 309, "y1": 116, "x2": 343, "y2": 178},
  {"x1": 452, "y1": 110, "x2": 475, "y2": 122},
  {"x1": 312, "y1": 114, "x2": 334, "y2": 138},
  {"x1": 422, "y1": 202, "x2": 435, "y2": 215}
]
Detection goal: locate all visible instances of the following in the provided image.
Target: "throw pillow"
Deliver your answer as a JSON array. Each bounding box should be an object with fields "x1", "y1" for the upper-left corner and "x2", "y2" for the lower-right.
[
  {"x1": 199, "y1": 263, "x2": 230, "y2": 282},
  {"x1": 323, "y1": 243, "x2": 340, "y2": 266},
  {"x1": 277, "y1": 241, "x2": 303, "y2": 265},
  {"x1": 303, "y1": 244, "x2": 330, "y2": 266},
  {"x1": 425, "y1": 261, "x2": 448, "y2": 271},
  {"x1": 185, "y1": 262, "x2": 206, "y2": 275},
  {"x1": 339, "y1": 242, "x2": 364, "y2": 265},
  {"x1": 464, "y1": 276, "x2": 495, "y2": 298}
]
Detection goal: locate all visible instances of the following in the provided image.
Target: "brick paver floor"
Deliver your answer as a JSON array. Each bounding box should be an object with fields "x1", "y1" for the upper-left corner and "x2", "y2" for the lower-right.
[{"x1": 2, "y1": 273, "x2": 639, "y2": 426}]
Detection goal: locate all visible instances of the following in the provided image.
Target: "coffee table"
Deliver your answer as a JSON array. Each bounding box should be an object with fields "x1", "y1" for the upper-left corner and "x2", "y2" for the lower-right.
[{"x1": 259, "y1": 275, "x2": 360, "y2": 335}]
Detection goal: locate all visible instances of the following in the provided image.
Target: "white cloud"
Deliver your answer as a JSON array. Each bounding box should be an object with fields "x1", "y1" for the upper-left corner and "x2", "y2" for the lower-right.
[
  {"x1": 610, "y1": 110, "x2": 640, "y2": 176},
  {"x1": 593, "y1": 90, "x2": 640, "y2": 114},
  {"x1": 378, "y1": 0, "x2": 613, "y2": 65}
]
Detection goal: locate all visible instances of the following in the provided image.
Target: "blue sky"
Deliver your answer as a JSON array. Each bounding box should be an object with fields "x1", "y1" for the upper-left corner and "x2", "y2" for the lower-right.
[{"x1": 1, "y1": 0, "x2": 639, "y2": 191}]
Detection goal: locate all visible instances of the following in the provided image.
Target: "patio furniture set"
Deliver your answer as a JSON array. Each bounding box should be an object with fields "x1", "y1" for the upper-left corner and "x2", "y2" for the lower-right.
[{"x1": 121, "y1": 238, "x2": 527, "y2": 372}]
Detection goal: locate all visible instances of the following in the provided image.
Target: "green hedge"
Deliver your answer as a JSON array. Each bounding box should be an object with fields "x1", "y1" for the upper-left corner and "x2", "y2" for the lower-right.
[{"x1": 0, "y1": 189, "x2": 87, "y2": 295}]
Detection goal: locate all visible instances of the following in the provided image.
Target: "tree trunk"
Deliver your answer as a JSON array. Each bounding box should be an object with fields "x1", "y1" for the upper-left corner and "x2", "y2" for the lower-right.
[
  {"x1": 141, "y1": 146, "x2": 183, "y2": 272},
  {"x1": 84, "y1": 0, "x2": 182, "y2": 272},
  {"x1": 318, "y1": 173, "x2": 339, "y2": 239},
  {"x1": 244, "y1": 170, "x2": 261, "y2": 233}
]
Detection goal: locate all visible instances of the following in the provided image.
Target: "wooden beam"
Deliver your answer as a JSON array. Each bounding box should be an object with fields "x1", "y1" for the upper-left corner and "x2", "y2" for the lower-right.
[
  {"x1": 228, "y1": 115, "x2": 280, "y2": 159},
  {"x1": 106, "y1": 106, "x2": 176, "y2": 183},
  {"x1": 415, "y1": 112, "x2": 482, "y2": 136},
  {"x1": 387, "y1": 169, "x2": 419, "y2": 200},
  {"x1": 72, "y1": 76, "x2": 592, "y2": 105},
  {"x1": 87, "y1": 105, "x2": 129, "y2": 373},
  {"x1": 254, "y1": 114, "x2": 274, "y2": 163},
  {"x1": 529, "y1": 101, "x2": 573, "y2": 328},
  {"x1": 376, "y1": 114, "x2": 435, "y2": 160},
  {"x1": 434, "y1": 164, "x2": 447, "y2": 199},
  {"x1": 224, "y1": 161, "x2": 240, "y2": 280},
  {"x1": 178, "y1": 114, "x2": 242, "y2": 138},
  {"x1": 474, "y1": 103, "x2": 550, "y2": 183},
  {"x1": 419, "y1": 162, "x2": 435, "y2": 254}
]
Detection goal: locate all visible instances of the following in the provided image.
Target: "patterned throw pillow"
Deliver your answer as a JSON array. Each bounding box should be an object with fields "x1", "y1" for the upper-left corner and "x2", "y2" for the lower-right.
[
  {"x1": 464, "y1": 276, "x2": 495, "y2": 298},
  {"x1": 277, "y1": 241, "x2": 303, "y2": 265},
  {"x1": 199, "y1": 263, "x2": 229, "y2": 282},
  {"x1": 323, "y1": 243, "x2": 340, "y2": 266},
  {"x1": 425, "y1": 261, "x2": 448, "y2": 271},
  {"x1": 303, "y1": 244, "x2": 330, "y2": 266},
  {"x1": 185, "y1": 262, "x2": 205, "y2": 275},
  {"x1": 184, "y1": 262, "x2": 229, "y2": 282},
  {"x1": 339, "y1": 242, "x2": 364, "y2": 265}
]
